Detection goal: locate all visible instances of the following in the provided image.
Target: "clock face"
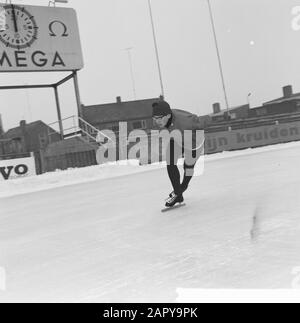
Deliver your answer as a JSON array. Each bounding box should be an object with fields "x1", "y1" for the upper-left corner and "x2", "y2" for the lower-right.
[{"x1": 0, "y1": 4, "x2": 38, "y2": 50}]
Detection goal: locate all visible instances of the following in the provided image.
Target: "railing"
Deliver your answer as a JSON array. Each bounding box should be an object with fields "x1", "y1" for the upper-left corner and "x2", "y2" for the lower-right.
[
  {"x1": 47, "y1": 115, "x2": 115, "y2": 145},
  {"x1": 47, "y1": 115, "x2": 78, "y2": 143},
  {"x1": 78, "y1": 117, "x2": 114, "y2": 144}
]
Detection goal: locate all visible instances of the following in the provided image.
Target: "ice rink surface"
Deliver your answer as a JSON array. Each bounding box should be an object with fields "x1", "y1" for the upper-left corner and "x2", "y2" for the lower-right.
[{"x1": 1, "y1": 142, "x2": 300, "y2": 302}]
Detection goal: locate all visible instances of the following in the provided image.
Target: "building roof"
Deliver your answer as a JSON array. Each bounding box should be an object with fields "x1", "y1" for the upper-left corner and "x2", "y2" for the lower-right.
[
  {"x1": 83, "y1": 98, "x2": 160, "y2": 124},
  {"x1": 3, "y1": 121, "x2": 41, "y2": 138},
  {"x1": 3, "y1": 120, "x2": 56, "y2": 139},
  {"x1": 263, "y1": 92, "x2": 300, "y2": 105},
  {"x1": 210, "y1": 104, "x2": 249, "y2": 117}
]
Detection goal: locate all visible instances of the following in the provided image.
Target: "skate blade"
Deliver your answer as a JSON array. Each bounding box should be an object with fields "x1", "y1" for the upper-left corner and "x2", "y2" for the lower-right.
[{"x1": 161, "y1": 203, "x2": 186, "y2": 213}]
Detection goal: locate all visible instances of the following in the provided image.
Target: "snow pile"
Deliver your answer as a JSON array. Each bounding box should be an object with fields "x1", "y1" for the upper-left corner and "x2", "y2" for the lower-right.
[
  {"x1": 1, "y1": 140, "x2": 300, "y2": 199},
  {"x1": 0, "y1": 160, "x2": 164, "y2": 198}
]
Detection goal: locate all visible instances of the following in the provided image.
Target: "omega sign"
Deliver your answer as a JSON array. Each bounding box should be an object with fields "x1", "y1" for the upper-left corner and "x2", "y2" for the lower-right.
[{"x1": 0, "y1": 3, "x2": 84, "y2": 71}]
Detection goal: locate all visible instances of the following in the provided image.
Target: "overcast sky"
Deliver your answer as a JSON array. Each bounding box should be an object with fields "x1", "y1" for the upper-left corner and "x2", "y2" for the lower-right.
[{"x1": 1, "y1": 0, "x2": 300, "y2": 130}]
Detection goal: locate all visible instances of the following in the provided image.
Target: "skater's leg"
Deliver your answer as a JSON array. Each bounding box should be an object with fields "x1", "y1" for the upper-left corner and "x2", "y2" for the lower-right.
[
  {"x1": 182, "y1": 146, "x2": 203, "y2": 191},
  {"x1": 167, "y1": 165, "x2": 181, "y2": 195},
  {"x1": 181, "y1": 163, "x2": 195, "y2": 191},
  {"x1": 166, "y1": 139, "x2": 182, "y2": 195}
]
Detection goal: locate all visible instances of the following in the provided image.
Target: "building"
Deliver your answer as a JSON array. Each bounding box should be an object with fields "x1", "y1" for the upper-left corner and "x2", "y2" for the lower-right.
[
  {"x1": 249, "y1": 85, "x2": 300, "y2": 118},
  {"x1": 210, "y1": 103, "x2": 250, "y2": 122},
  {"x1": 82, "y1": 96, "x2": 161, "y2": 133},
  {"x1": 249, "y1": 101, "x2": 300, "y2": 118},
  {"x1": 263, "y1": 85, "x2": 300, "y2": 106},
  {"x1": 209, "y1": 85, "x2": 300, "y2": 122},
  {"x1": 0, "y1": 120, "x2": 61, "y2": 157},
  {"x1": 0, "y1": 114, "x2": 4, "y2": 135}
]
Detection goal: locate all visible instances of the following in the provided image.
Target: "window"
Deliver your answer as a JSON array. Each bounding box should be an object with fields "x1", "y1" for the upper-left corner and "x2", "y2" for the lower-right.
[
  {"x1": 132, "y1": 121, "x2": 143, "y2": 129},
  {"x1": 132, "y1": 120, "x2": 147, "y2": 130},
  {"x1": 142, "y1": 120, "x2": 147, "y2": 129},
  {"x1": 256, "y1": 108, "x2": 267, "y2": 116},
  {"x1": 111, "y1": 124, "x2": 119, "y2": 133},
  {"x1": 39, "y1": 133, "x2": 48, "y2": 149}
]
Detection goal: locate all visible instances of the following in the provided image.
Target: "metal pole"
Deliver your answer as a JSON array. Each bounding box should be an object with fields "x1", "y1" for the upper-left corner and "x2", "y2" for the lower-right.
[
  {"x1": 207, "y1": 0, "x2": 230, "y2": 114},
  {"x1": 148, "y1": 0, "x2": 165, "y2": 98},
  {"x1": 24, "y1": 84, "x2": 32, "y2": 123},
  {"x1": 125, "y1": 47, "x2": 137, "y2": 100},
  {"x1": 54, "y1": 86, "x2": 64, "y2": 139},
  {"x1": 0, "y1": 141, "x2": 4, "y2": 157},
  {"x1": 55, "y1": 72, "x2": 75, "y2": 87},
  {"x1": 73, "y1": 71, "x2": 83, "y2": 119},
  {"x1": 0, "y1": 84, "x2": 52, "y2": 90},
  {"x1": 247, "y1": 93, "x2": 252, "y2": 107}
]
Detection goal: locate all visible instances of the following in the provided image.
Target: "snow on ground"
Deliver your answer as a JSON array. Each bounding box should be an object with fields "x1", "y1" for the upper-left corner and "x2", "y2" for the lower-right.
[
  {"x1": 2, "y1": 140, "x2": 300, "y2": 199},
  {"x1": 1, "y1": 141, "x2": 300, "y2": 302}
]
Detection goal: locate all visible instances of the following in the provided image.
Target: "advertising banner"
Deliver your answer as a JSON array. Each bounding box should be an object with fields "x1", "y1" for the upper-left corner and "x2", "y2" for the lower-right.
[
  {"x1": 0, "y1": 155, "x2": 36, "y2": 180},
  {"x1": 0, "y1": 3, "x2": 83, "y2": 71},
  {"x1": 205, "y1": 121, "x2": 300, "y2": 154}
]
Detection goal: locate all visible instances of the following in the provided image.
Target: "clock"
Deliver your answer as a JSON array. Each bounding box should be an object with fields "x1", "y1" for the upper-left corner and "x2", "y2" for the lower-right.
[{"x1": 0, "y1": 4, "x2": 38, "y2": 50}]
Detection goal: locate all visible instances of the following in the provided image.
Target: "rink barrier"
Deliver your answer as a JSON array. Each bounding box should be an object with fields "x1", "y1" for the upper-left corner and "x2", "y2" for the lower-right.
[
  {"x1": 33, "y1": 119, "x2": 300, "y2": 173},
  {"x1": 37, "y1": 149, "x2": 97, "y2": 173},
  {"x1": 204, "y1": 120, "x2": 300, "y2": 154},
  {"x1": 95, "y1": 120, "x2": 300, "y2": 163}
]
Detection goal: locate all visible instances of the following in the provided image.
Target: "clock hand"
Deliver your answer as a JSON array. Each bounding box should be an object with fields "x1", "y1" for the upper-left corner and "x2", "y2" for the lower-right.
[{"x1": 11, "y1": 5, "x2": 18, "y2": 33}]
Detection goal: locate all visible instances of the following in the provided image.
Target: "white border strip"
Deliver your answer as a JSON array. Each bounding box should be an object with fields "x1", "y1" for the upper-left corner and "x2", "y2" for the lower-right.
[{"x1": 176, "y1": 289, "x2": 300, "y2": 303}]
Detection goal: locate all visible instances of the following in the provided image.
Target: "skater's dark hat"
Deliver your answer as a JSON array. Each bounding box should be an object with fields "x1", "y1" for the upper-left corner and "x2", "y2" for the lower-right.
[{"x1": 152, "y1": 100, "x2": 172, "y2": 117}]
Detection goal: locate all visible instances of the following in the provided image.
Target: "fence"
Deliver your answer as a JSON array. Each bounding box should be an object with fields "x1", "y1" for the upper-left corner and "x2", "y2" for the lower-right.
[
  {"x1": 205, "y1": 120, "x2": 300, "y2": 154},
  {"x1": 39, "y1": 150, "x2": 97, "y2": 173},
  {"x1": 21, "y1": 112, "x2": 300, "y2": 174}
]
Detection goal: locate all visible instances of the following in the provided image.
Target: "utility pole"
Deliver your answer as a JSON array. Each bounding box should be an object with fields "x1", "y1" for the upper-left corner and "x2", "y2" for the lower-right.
[
  {"x1": 148, "y1": 0, "x2": 165, "y2": 99},
  {"x1": 125, "y1": 47, "x2": 137, "y2": 100},
  {"x1": 207, "y1": 0, "x2": 230, "y2": 114}
]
